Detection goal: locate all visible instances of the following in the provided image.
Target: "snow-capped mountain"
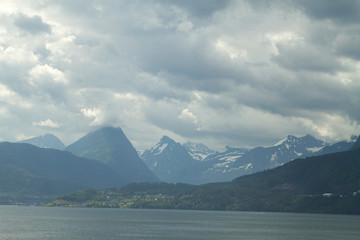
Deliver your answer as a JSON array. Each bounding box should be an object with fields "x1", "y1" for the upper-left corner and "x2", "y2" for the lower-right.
[
  {"x1": 200, "y1": 135, "x2": 326, "y2": 182},
  {"x1": 197, "y1": 146, "x2": 249, "y2": 183},
  {"x1": 141, "y1": 134, "x2": 359, "y2": 184},
  {"x1": 183, "y1": 141, "x2": 215, "y2": 161},
  {"x1": 18, "y1": 133, "x2": 65, "y2": 150},
  {"x1": 141, "y1": 136, "x2": 202, "y2": 184}
]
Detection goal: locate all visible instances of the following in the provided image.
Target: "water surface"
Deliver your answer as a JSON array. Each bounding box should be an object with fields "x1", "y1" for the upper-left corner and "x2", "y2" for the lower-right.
[{"x1": 0, "y1": 206, "x2": 359, "y2": 240}]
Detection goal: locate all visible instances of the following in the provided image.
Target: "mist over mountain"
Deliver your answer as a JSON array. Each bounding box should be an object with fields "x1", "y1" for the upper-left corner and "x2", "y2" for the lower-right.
[
  {"x1": 18, "y1": 134, "x2": 65, "y2": 150},
  {"x1": 66, "y1": 127, "x2": 159, "y2": 184}
]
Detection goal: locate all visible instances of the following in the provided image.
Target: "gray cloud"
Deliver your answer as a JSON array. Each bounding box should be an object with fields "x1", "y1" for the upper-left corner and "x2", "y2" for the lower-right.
[
  {"x1": 296, "y1": 0, "x2": 360, "y2": 24},
  {"x1": 14, "y1": 14, "x2": 51, "y2": 34},
  {"x1": 0, "y1": 0, "x2": 359, "y2": 150},
  {"x1": 273, "y1": 42, "x2": 345, "y2": 73},
  {"x1": 158, "y1": 0, "x2": 231, "y2": 18},
  {"x1": 335, "y1": 33, "x2": 360, "y2": 60}
]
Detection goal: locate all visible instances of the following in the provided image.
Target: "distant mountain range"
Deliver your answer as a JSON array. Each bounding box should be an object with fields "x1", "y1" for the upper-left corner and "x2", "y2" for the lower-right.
[
  {"x1": 18, "y1": 134, "x2": 65, "y2": 150},
  {"x1": 4, "y1": 127, "x2": 358, "y2": 204},
  {"x1": 54, "y1": 138, "x2": 360, "y2": 214},
  {"x1": 141, "y1": 134, "x2": 357, "y2": 184}
]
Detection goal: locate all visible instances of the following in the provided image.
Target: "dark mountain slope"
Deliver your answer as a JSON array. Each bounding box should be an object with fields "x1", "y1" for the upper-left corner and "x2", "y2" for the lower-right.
[
  {"x1": 232, "y1": 147, "x2": 360, "y2": 195},
  {"x1": 0, "y1": 142, "x2": 125, "y2": 196},
  {"x1": 351, "y1": 135, "x2": 360, "y2": 150},
  {"x1": 0, "y1": 162, "x2": 82, "y2": 196},
  {"x1": 66, "y1": 127, "x2": 159, "y2": 184}
]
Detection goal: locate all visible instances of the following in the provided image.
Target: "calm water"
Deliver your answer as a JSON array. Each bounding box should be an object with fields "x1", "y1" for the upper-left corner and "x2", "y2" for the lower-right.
[{"x1": 0, "y1": 206, "x2": 359, "y2": 240}]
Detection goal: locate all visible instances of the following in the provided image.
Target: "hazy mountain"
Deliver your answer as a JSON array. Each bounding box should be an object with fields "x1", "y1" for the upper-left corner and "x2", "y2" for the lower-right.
[
  {"x1": 141, "y1": 136, "x2": 202, "y2": 184},
  {"x1": 0, "y1": 142, "x2": 125, "y2": 198},
  {"x1": 18, "y1": 134, "x2": 65, "y2": 150},
  {"x1": 66, "y1": 127, "x2": 159, "y2": 184}
]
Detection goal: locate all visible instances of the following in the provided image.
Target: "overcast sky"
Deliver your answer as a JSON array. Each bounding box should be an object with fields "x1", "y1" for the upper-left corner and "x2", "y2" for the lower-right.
[{"x1": 0, "y1": 0, "x2": 359, "y2": 150}]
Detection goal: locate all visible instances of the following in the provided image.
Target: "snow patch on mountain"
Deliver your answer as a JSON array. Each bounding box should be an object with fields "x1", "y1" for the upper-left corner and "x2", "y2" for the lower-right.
[
  {"x1": 273, "y1": 137, "x2": 287, "y2": 146},
  {"x1": 183, "y1": 142, "x2": 215, "y2": 161},
  {"x1": 306, "y1": 146, "x2": 324, "y2": 153},
  {"x1": 153, "y1": 143, "x2": 168, "y2": 155}
]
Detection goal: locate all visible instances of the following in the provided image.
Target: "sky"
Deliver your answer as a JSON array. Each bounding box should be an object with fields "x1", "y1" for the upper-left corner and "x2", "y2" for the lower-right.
[{"x1": 0, "y1": 0, "x2": 359, "y2": 151}]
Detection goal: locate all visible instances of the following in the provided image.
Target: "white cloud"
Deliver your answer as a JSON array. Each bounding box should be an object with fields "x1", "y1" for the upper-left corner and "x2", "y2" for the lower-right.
[
  {"x1": 81, "y1": 107, "x2": 104, "y2": 126},
  {"x1": 0, "y1": 45, "x2": 38, "y2": 65},
  {"x1": 179, "y1": 108, "x2": 198, "y2": 124},
  {"x1": 33, "y1": 119, "x2": 60, "y2": 128},
  {"x1": 29, "y1": 64, "x2": 68, "y2": 84}
]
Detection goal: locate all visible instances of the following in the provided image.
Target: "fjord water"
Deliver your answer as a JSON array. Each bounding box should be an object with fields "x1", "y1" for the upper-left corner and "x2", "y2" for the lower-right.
[{"x1": 1, "y1": 206, "x2": 359, "y2": 240}]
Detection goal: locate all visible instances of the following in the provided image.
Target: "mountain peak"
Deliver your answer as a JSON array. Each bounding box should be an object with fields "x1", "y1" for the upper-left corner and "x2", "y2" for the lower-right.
[
  {"x1": 18, "y1": 133, "x2": 65, "y2": 150},
  {"x1": 66, "y1": 127, "x2": 159, "y2": 183},
  {"x1": 160, "y1": 136, "x2": 175, "y2": 144}
]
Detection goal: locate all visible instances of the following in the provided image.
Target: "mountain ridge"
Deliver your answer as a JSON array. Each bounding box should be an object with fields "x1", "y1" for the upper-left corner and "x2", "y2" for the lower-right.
[{"x1": 141, "y1": 134, "x2": 332, "y2": 184}]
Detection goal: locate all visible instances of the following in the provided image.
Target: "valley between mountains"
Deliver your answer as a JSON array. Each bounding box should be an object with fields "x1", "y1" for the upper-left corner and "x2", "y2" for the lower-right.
[{"x1": 1, "y1": 127, "x2": 360, "y2": 214}]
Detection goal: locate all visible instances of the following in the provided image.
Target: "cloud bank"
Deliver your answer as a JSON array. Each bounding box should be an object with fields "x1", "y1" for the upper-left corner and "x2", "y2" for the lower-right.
[{"x1": 0, "y1": 0, "x2": 359, "y2": 150}]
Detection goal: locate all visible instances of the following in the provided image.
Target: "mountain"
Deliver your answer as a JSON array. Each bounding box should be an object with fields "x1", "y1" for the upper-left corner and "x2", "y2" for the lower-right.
[
  {"x1": 200, "y1": 135, "x2": 327, "y2": 182},
  {"x1": 66, "y1": 127, "x2": 159, "y2": 184},
  {"x1": 183, "y1": 142, "x2": 215, "y2": 161},
  {"x1": 141, "y1": 134, "x2": 328, "y2": 184},
  {"x1": 141, "y1": 136, "x2": 202, "y2": 184},
  {"x1": 312, "y1": 135, "x2": 357, "y2": 156},
  {"x1": 232, "y1": 148, "x2": 360, "y2": 195},
  {"x1": 232, "y1": 134, "x2": 325, "y2": 170},
  {"x1": 197, "y1": 146, "x2": 249, "y2": 183},
  {"x1": 18, "y1": 134, "x2": 65, "y2": 150},
  {"x1": 132, "y1": 146, "x2": 360, "y2": 214},
  {"x1": 0, "y1": 142, "x2": 125, "y2": 201},
  {"x1": 351, "y1": 135, "x2": 360, "y2": 150}
]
